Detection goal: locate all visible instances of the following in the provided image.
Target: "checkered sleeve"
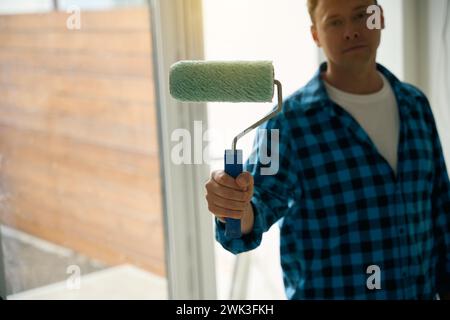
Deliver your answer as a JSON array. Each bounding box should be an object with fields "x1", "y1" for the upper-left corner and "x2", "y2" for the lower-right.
[
  {"x1": 423, "y1": 97, "x2": 450, "y2": 294},
  {"x1": 215, "y1": 110, "x2": 299, "y2": 254}
]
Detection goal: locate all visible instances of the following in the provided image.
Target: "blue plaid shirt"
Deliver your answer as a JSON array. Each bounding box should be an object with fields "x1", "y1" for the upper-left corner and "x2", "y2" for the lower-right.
[{"x1": 216, "y1": 62, "x2": 450, "y2": 299}]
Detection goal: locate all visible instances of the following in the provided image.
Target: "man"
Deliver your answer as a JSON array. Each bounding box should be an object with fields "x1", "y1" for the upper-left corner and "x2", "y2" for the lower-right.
[{"x1": 204, "y1": 0, "x2": 450, "y2": 299}]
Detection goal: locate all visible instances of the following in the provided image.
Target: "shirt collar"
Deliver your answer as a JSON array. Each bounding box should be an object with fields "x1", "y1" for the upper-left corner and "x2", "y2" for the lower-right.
[{"x1": 301, "y1": 62, "x2": 412, "y2": 117}]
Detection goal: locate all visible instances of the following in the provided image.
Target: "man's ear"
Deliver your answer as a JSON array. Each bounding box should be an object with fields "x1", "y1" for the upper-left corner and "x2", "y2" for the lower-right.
[{"x1": 311, "y1": 24, "x2": 321, "y2": 47}]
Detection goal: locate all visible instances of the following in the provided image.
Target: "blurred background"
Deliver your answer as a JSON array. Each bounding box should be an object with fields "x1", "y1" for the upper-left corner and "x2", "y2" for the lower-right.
[
  {"x1": 0, "y1": 0, "x2": 448, "y2": 299},
  {"x1": 0, "y1": 0, "x2": 166, "y2": 299}
]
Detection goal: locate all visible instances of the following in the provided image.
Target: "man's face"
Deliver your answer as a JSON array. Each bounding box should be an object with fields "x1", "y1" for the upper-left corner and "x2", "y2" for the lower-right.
[{"x1": 311, "y1": 0, "x2": 384, "y2": 68}]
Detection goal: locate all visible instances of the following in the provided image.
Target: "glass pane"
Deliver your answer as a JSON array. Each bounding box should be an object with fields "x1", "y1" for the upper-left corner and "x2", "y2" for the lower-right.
[
  {"x1": 202, "y1": 0, "x2": 318, "y2": 299},
  {"x1": 0, "y1": 0, "x2": 168, "y2": 299}
]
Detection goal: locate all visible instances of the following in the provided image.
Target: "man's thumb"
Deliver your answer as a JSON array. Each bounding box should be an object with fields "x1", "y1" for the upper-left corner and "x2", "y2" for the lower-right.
[{"x1": 236, "y1": 172, "x2": 251, "y2": 189}]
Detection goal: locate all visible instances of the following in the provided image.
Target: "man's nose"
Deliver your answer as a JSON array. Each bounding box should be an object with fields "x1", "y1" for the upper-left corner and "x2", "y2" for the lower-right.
[{"x1": 345, "y1": 31, "x2": 360, "y2": 40}]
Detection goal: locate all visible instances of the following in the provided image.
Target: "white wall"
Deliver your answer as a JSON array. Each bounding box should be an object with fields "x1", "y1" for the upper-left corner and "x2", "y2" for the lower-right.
[
  {"x1": 203, "y1": 0, "x2": 318, "y2": 162},
  {"x1": 422, "y1": 0, "x2": 450, "y2": 163},
  {"x1": 377, "y1": 0, "x2": 404, "y2": 79}
]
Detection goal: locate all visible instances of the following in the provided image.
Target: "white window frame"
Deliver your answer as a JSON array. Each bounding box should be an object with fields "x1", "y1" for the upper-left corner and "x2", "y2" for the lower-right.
[
  {"x1": 149, "y1": 0, "x2": 217, "y2": 299},
  {"x1": 0, "y1": 232, "x2": 6, "y2": 299}
]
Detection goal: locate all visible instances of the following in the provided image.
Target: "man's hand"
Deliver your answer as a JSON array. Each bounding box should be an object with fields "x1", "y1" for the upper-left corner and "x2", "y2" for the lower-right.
[{"x1": 205, "y1": 170, "x2": 255, "y2": 234}]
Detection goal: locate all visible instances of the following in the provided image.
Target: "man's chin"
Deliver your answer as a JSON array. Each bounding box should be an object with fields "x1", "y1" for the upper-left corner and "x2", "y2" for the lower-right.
[{"x1": 338, "y1": 53, "x2": 375, "y2": 68}]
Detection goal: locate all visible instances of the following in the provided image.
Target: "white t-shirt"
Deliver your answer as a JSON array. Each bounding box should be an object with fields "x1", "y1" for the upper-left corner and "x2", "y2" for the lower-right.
[{"x1": 323, "y1": 73, "x2": 400, "y2": 175}]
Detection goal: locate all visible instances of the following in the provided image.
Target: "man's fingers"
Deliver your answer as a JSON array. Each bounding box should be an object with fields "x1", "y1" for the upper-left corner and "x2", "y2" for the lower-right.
[
  {"x1": 236, "y1": 172, "x2": 254, "y2": 190},
  {"x1": 211, "y1": 170, "x2": 242, "y2": 191},
  {"x1": 207, "y1": 179, "x2": 253, "y2": 202},
  {"x1": 207, "y1": 203, "x2": 244, "y2": 219},
  {"x1": 205, "y1": 170, "x2": 254, "y2": 222},
  {"x1": 206, "y1": 193, "x2": 249, "y2": 211}
]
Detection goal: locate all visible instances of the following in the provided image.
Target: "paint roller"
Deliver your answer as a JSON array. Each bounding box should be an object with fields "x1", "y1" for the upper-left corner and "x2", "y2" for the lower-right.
[{"x1": 169, "y1": 60, "x2": 283, "y2": 239}]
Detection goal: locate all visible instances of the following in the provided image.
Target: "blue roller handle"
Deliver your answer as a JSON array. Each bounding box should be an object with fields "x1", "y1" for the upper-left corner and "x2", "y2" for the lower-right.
[{"x1": 224, "y1": 149, "x2": 243, "y2": 239}]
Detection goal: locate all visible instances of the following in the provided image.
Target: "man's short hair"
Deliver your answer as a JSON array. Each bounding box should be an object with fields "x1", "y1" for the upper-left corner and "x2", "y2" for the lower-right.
[{"x1": 307, "y1": 0, "x2": 378, "y2": 24}]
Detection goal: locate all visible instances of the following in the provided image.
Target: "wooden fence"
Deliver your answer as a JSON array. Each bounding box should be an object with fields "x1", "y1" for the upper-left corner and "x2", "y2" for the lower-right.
[{"x1": 0, "y1": 7, "x2": 165, "y2": 276}]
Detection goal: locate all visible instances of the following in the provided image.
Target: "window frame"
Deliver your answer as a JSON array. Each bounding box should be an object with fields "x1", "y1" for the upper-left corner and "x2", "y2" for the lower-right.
[{"x1": 150, "y1": 0, "x2": 217, "y2": 299}]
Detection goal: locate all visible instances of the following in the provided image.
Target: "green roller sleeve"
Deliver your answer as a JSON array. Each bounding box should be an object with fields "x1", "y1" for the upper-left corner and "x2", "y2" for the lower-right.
[{"x1": 169, "y1": 60, "x2": 275, "y2": 103}]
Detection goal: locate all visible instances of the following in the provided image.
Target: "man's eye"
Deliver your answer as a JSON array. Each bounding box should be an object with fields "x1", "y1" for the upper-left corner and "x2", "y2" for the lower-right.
[
  {"x1": 329, "y1": 20, "x2": 342, "y2": 27},
  {"x1": 356, "y1": 12, "x2": 366, "y2": 20}
]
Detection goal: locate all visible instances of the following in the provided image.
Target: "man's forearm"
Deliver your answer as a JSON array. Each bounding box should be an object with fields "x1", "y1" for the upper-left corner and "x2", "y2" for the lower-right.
[{"x1": 241, "y1": 202, "x2": 255, "y2": 235}]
